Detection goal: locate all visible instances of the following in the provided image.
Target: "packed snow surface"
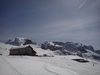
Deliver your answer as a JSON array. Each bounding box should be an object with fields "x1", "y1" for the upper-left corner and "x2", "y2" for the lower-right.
[{"x1": 0, "y1": 55, "x2": 100, "y2": 75}]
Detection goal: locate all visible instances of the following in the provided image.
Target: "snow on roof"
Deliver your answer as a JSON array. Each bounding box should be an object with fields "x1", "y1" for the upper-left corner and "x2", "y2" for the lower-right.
[
  {"x1": 10, "y1": 44, "x2": 54, "y2": 56},
  {"x1": 10, "y1": 45, "x2": 31, "y2": 50}
]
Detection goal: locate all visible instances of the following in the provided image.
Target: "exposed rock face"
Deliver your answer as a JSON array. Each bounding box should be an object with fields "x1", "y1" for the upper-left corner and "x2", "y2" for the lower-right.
[
  {"x1": 41, "y1": 41, "x2": 100, "y2": 60},
  {"x1": 95, "y1": 50, "x2": 100, "y2": 55},
  {"x1": 41, "y1": 41, "x2": 94, "y2": 52},
  {"x1": 23, "y1": 39, "x2": 33, "y2": 45},
  {"x1": 41, "y1": 41, "x2": 64, "y2": 51}
]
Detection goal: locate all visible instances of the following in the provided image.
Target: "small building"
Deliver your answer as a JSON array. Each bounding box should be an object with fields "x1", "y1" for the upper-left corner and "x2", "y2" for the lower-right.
[{"x1": 10, "y1": 45, "x2": 36, "y2": 56}]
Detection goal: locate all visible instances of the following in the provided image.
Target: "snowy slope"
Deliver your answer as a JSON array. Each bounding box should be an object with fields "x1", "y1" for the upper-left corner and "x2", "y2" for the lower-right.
[
  {"x1": 0, "y1": 55, "x2": 100, "y2": 75},
  {"x1": 0, "y1": 42, "x2": 17, "y2": 55}
]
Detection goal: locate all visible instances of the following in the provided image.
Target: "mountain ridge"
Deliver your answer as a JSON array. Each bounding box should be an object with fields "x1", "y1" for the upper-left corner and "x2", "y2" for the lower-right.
[
  {"x1": 41, "y1": 41, "x2": 100, "y2": 60},
  {"x1": 4, "y1": 37, "x2": 100, "y2": 60}
]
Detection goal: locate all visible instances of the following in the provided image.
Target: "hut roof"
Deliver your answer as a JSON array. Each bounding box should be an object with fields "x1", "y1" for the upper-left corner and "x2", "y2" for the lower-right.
[{"x1": 10, "y1": 45, "x2": 33, "y2": 50}]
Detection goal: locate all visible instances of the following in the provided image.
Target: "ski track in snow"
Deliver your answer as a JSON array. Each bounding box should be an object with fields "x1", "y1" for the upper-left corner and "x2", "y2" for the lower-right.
[
  {"x1": 44, "y1": 64, "x2": 78, "y2": 75},
  {"x1": 0, "y1": 56, "x2": 22, "y2": 75},
  {"x1": 0, "y1": 56, "x2": 79, "y2": 75},
  {"x1": 44, "y1": 65, "x2": 59, "y2": 75},
  {"x1": 0, "y1": 56, "x2": 100, "y2": 75},
  {"x1": 23, "y1": 56, "x2": 79, "y2": 75},
  {"x1": 25, "y1": 56, "x2": 100, "y2": 75},
  {"x1": 3, "y1": 57, "x2": 23, "y2": 75}
]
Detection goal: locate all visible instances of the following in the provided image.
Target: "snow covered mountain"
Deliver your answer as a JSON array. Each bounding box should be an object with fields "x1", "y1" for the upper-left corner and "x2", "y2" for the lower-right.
[
  {"x1": 41, "y1": 41, "x2": 100, "y2": 60},
  {"x1": 6, "y1": 37, "x2": 36, "y2": 46},
  {"x1": 2, "y1": 37, "x2": 100, "y2": 60}
]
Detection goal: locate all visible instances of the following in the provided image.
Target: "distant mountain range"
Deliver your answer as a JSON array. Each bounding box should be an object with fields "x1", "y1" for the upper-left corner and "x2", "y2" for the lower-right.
[
  {"x1": 41, "y1": 41, "x2": 100, "y2": 60},
  {"x1": 6, "y1": 37, "x2": 36, "y2": 46},
  {"x1": 6, "y1": 37, "x2": 100, "y2": 60}
]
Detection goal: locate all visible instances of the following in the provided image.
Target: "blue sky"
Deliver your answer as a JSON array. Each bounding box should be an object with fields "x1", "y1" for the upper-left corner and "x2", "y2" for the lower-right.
[{"x1": 0, "y1": 0, "x2": 100, "y2": 49}]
